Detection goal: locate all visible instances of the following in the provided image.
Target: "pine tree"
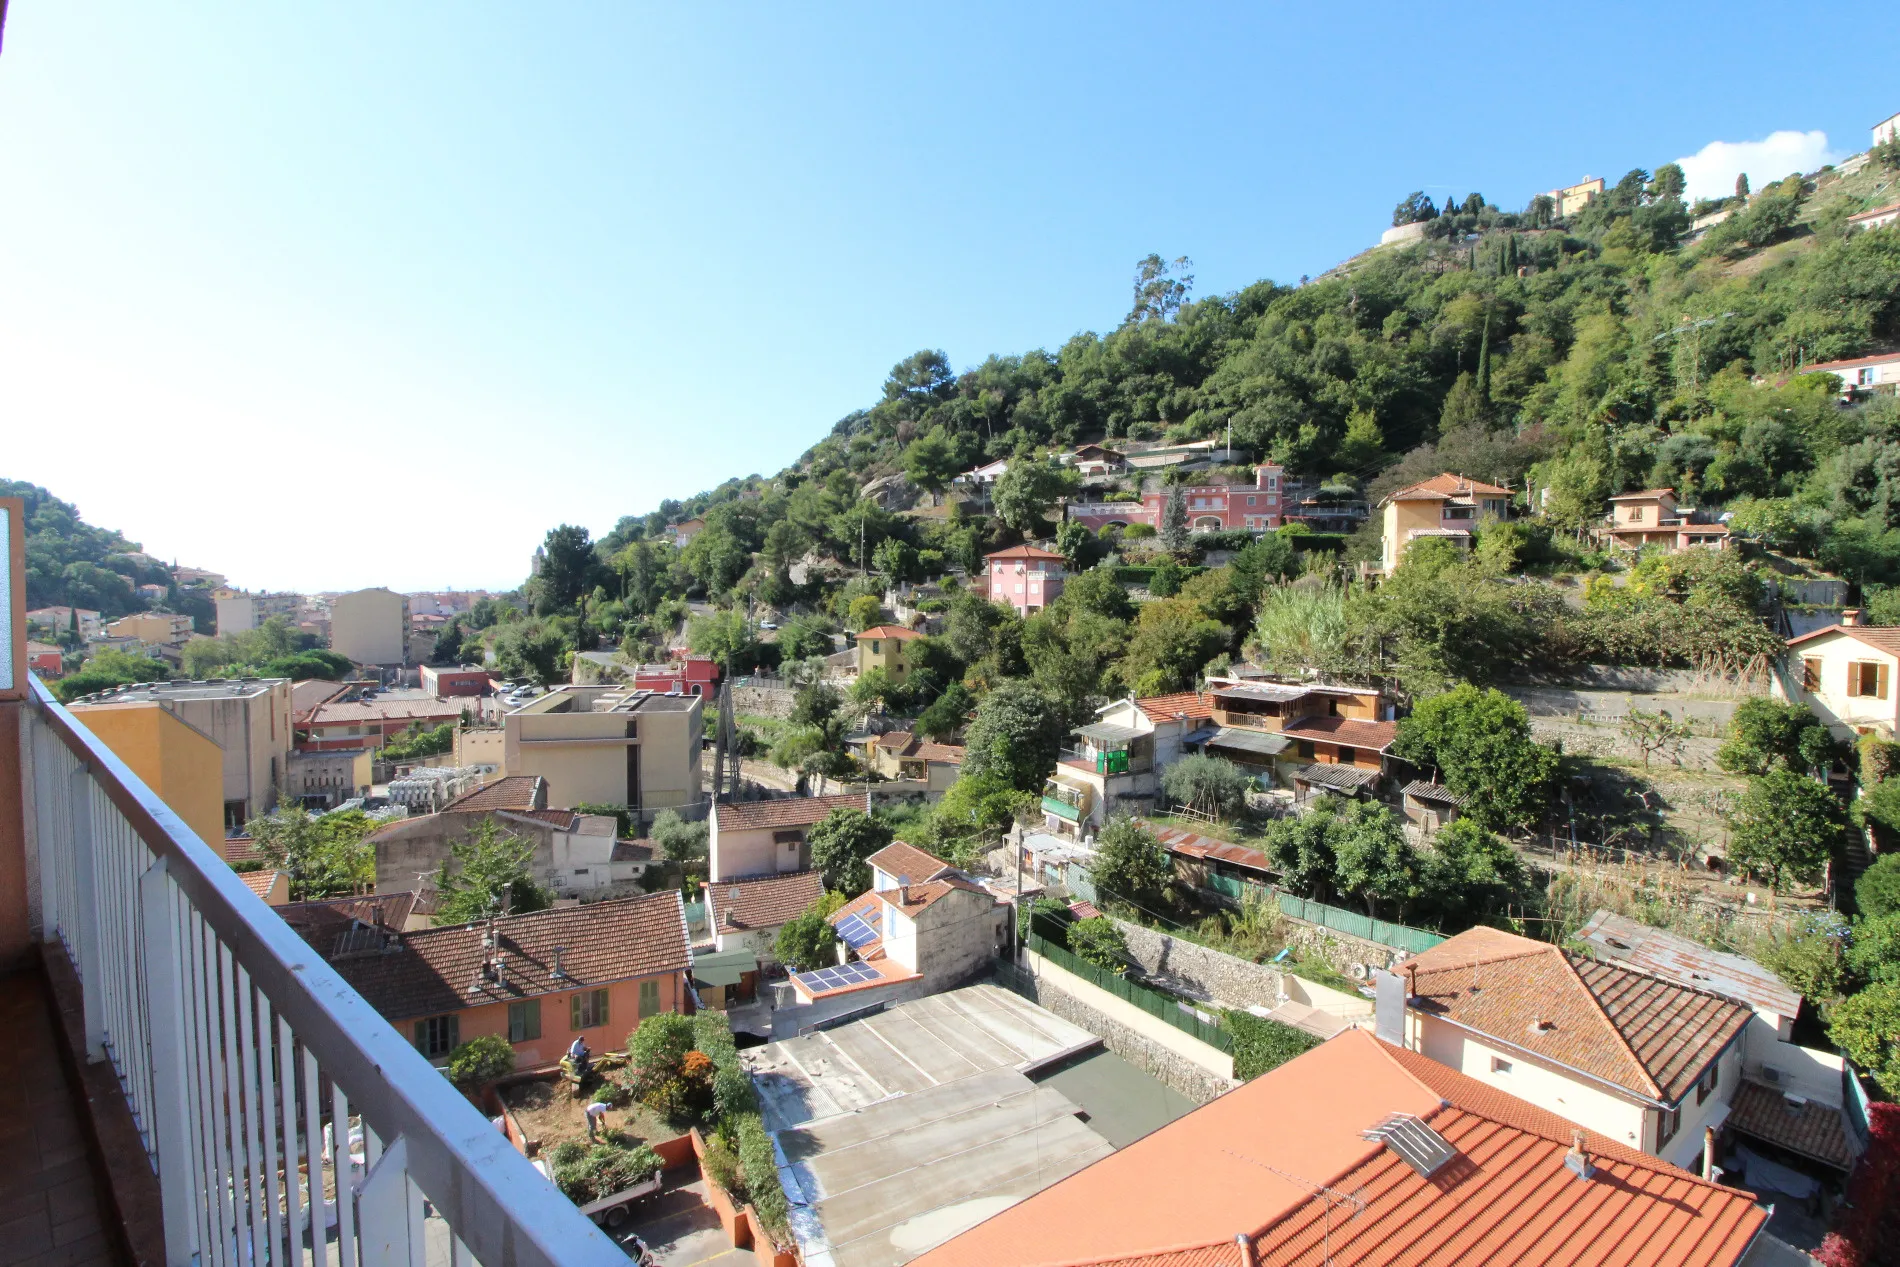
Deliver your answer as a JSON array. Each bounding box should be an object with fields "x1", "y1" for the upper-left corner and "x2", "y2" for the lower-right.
[{"x1": 1161, "y1": 485, "x2": 1190, "y2": 550}]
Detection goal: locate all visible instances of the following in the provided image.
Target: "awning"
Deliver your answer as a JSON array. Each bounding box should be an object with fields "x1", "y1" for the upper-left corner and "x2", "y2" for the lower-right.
[
  {"x1": 1074, "y1": 721, "x2": 1142, "y2": 746},
  {"x1": 1204, "y1": 727, "x2": 1292, "y2": 758},
  {"x1": 1295, "y1": 763, "x2": 1380, "y2": 792},
  {"x1": 1401, "y1": 780, "x2": 1467, "y2": 807},
  {"x1": 691, "y1": 947, "x2": 757, "y2": 989}
]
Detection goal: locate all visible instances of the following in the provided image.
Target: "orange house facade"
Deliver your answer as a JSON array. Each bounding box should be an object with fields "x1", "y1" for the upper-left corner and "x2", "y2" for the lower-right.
[{"x1": 305, "y1": 892, "x2": 694, "y2": 1069}]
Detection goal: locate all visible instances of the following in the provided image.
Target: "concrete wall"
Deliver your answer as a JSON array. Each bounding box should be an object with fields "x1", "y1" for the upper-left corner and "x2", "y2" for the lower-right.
[
  {"x1": 454, "y1": 727, "x2": 505, "y2": 773},
  {"x1": 911, "y1": 890, "x2": 1009, "y2": 981},
  {"x1": 504, "y1": 695, "x2": 702, "y2": 811},
  {"x1": 65, "y1": 702, "x2": 225, "y2": 846},
  {"x1": 712, "y1": 825, "x2": 809, "y2": 883},
  {"x1": 997, "y1": 956, "x2": 1236, "y2": 1104}
]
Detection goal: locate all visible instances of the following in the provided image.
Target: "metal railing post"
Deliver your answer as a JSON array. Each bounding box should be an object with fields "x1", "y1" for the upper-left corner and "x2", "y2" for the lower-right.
[
  {"x1": 140, "y1": 857, "x2": 201, "y2": 1267},
  {"x1": 67, "y1": 766, "x2": 107, "y2": 1061}
]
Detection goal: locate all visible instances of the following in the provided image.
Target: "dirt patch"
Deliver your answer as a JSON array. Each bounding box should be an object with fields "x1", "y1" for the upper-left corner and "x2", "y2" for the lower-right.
[{"x1": 503, "y1": 1078, "x2": 676, "y2": 1154}]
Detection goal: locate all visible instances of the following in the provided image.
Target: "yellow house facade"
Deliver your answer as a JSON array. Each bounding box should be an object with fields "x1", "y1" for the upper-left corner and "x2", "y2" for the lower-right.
[
  {"x1": 1778, "y1": 615, "x2": 1900, "y2": 738},
  {"x1": 1378, "y1": 473, "x2": 1512, "y2": 573},
  {"x1": 855, "y1": 624, "x2": 923, "y2": 682},
  {"x1": 66, "y1": 701, "x2": 226, "y2": 846}
]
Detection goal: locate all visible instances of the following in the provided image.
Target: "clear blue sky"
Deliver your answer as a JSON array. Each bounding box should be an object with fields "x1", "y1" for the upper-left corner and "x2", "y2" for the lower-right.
[{"x1": 1, "y1": 2, "x2": 1890, "y2": 592}]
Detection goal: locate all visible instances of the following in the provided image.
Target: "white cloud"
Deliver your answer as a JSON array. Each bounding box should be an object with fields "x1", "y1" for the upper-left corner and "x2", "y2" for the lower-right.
[{"x1": 1673, "y1": 130, "x2": 1843, "y2": 204}]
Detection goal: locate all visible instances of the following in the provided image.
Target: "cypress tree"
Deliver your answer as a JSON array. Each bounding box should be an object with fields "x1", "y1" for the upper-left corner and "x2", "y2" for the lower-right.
[
  {"x1": 1476, "y1": 311, "x2": 1492, "y2": 403},
  {"x1": 1735, "y1": 172, "x2": 1750, "y2": 200}
]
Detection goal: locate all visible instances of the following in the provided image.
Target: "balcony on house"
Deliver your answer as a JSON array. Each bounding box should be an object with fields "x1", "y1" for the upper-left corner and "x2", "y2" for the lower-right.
[
  {"x1": 0, "y1": 678, "x2": 624, "y2": 1267},
  {"x1": 1040, "y1": 776, "x2": 1091, "y2": 824},
  {"x1": 1062, "y1": 723, "x2": 1152, "y2": 777}
]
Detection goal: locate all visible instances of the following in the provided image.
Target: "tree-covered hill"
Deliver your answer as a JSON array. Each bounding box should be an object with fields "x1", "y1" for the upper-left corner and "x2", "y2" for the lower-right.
[{"x1": 1, "y1": 479, "x2": 183, "y2": 618}]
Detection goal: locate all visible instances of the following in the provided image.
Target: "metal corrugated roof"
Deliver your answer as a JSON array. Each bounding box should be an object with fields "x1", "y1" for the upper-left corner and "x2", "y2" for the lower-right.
[
  {"x1": 1575, "y1": 909, "x2": 1800, "y2": 1019},
  {"x1": 1075, "y1": 721, "x2": 1143, "y2": 745},
  {"x1": 1203, "y1": 727, "x2": 1291, "y2": 757},
  {"x1": 1294, "y1": 763, "x2": 1380, "y2": 790}
]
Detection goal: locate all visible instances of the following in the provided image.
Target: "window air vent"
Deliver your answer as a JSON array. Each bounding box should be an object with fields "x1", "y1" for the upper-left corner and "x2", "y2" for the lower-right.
[{"x1": 1360, "y1": 1113, "x2": 1457, "y2": 1177}]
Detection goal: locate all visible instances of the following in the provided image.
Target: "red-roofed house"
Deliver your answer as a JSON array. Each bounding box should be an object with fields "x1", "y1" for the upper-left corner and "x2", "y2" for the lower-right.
[
  {"x1": 1779, "y1": 610, "x2": 1900, "y2": 739},
  {"x1": 915, "y1": 1027, "x2": 1770, "y2": 1267},
  {"x1": 1847, "y1": 200, "x2": 1900, "y2": 233},
  {"x1": 1600, "y1": 488, "x2": 1730, "y2": 552},
  {"x1": 853, "y1": 624, "x2": 924, "y2": 683},
  {"x1": 1390, "y1": 925, "x2": 1756, "y2": 1171},
  {"x1": 709, "y1": 792, "x2": 870, "y2": 882},
  {"x1": 817, "y1": 842, "x2": 1007, "y2": 1001},
  {"x1": 985, "y1": 545, "x2": 1066, "y2": 616},
  {"x1": 1378, "y1": 472, "x2": 1512, "y2": 572},
  {"x1": 1801, "y1": 348, "x2": 1900, "y2": 399},
  {"x1": 850, "y1": 730, "x2": 965, "y2": 794}
]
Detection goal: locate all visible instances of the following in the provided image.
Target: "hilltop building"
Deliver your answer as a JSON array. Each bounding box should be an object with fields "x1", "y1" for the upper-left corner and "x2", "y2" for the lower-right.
[
  {"x1": 1378, "y1": 472, "x2": 1512, "y2": 573},
  {"x1": 1600, "y1": 488, "x2": 1730, "y2": 552}
]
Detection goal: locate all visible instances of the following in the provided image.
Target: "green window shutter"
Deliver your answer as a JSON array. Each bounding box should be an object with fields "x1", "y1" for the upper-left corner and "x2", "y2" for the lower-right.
[
  {"x1": 413, "y1": 1020, "x2": 427, "y2": 1052},
  {"x1": 596, "y1": 989, "x2": 609, "y2": 1028},
  {"x1": 526, "y1": 999, "x2": 540, "y2": 1040},
  {"x1": 570, "y1": 994, "x2": 582, "y2": 1030},
  {"x1": 639, "y1": 979, "x2": 660, "y2": 1019},
  {"x1": 447, "y1": 1016, "x2": 459, "y2": 1050}
]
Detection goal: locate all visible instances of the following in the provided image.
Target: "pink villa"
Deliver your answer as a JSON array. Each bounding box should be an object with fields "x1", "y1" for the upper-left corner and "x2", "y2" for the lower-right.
[
  {"x1": 986, "y1": 544, "x2": 1066, "y2": 615},
  {"x1": 1066, "y1": 463, "x2": 1287, "y2": 534}
]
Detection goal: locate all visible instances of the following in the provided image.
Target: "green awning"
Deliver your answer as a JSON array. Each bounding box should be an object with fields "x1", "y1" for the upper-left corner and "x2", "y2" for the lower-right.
[
  {"x1": 692, "y1": 947, "x2": 757, "y2": 988},
  {"x1": 1041, "y1": 795, "x2": 1081, "y2": 822}
]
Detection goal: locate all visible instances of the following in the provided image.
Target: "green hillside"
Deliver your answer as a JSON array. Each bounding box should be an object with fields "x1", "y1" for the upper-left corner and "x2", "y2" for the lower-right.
[{"x1": 1, "y1": 479, "x2": 183, "y2": 618}]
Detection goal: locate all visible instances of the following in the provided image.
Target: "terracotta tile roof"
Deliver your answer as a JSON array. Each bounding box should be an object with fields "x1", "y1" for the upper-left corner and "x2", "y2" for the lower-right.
[
  {"x1": 875, "y1": 876, "x2": 992, "y2": 918},
  {"x1": 1405, "y1": 927, "x2": 1752, "y2": 1103},
  {"x1": 876, "y1": 730, "x2": 916, "y2": 752},
  {"x1": 224, "y1": 837, "x2": 267, "y2": 865},
  {"x1": 914, "y1": 1029, "x2": 1764, "y2": 1267},
  {"x1": 1804, "y1": 347, "x2": 1900, "y2": 369},
  {"x1": 1280, "y1": 715, "x2": 1397, "y2": 751},
  {"x1": 498, "y1": 807, "x2": 582, "y2": 829},
  {"x1": 707, "y1": 871, "x2": 825, "y2": 932},
  {"x1": 322, "y1": 892, "x2": 690, "y2": 1021},
  {"x1": 442, "y1": 776, "x2": 548, "y2": 812},
  {"x1": 1384, "y1": 472, "x2": 1513, "y2": 502},
  {"x1": 1723, "y1": 1079, "x2": 1855, "y2": 1169},
  {"x1": 867, "y1": 841, "x2": 952, "y2": 884},
  {"x1": 914, "y1": 742, "x2": 964, "y2": 762},
  {"x1": 985, "y1": 544, "x2": 1065, "y2": 560},
  {"x1": 1608, "y1": 488, "x2": 1678, "y2": 501},
  {"x1": 828, "y1": 890, "x2": 885, "y2": 956},
  {"x1": 1846, "y1": 201, "x2": 1900, "y2": 224},
  {"x1": 242, "y1": 870, "x2": 285, "y2": 898},
  {"x1": 280, "y1": 891, "x2": 427, "y2": 946},
  {"x1": 610, "y1": 840, "x2": 654, "y2": 863},
  {"x1": 1787, "y1": 623, "x2": 1900, "y2": 654},
  {"x1": 713, "y1": 792, "x2": 867, "y2": 833},
  {"x1": 856, "y1": 625, "x2": 923, "y2": 640},
  {"x1": 1133, "y1": 692, "x2": 1214, "y2": 723}
]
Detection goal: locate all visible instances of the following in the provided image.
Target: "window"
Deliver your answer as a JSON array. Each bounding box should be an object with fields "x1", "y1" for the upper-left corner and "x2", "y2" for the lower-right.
[
  {"x1": 1247, "y1": 496, "x2": 1257, "y2": 506},
  {"x1": 508, "y1": 1000, "x2": 541, "y2": 1043},
  {"x1": 1850, "y1": 661, "x2": 1889, "y2": 699},
  {"x1": 224, "y1": 801, "x2": 248, "y2": 831},
  {"x1": 414, "y1": 1014, "x2": 459, "y2": 1058},
  {"x1": 1861, "y1": 368, "x2": 1876, "y2": 386},
  {"x1": 1442, "y1": 505, "x2": 1475, "y2": 521},
  {"x1": 570, "y1": 989, "x2": 609, "y2": 1031},
  {"x1": 638, "y1": 979, "x2": 661, "y2": 1019},
  {"x1": 1628, "y1": 506, "x2": 1645, "y2": 523},
  {"x1": 1656, "y1": 1107, "x2": 1679, "y2": 1148},
  {"x1": 1696, "y1": 1061, "x2": 1719, "y2": 1106},
  {"x1": 1802, "y1": 658, "x2": 1822, "y2": 692},
  {"x1": 1491, "y1": 1056, "x2": 1513, "y2": 1074}
]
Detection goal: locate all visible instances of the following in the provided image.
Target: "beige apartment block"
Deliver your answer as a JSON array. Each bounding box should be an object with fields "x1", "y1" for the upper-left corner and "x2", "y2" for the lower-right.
[
  {"x1": 103, "y1": 612, "x2": 195, "y2": 646},
  {"x1": 330, "y1": 587, "x2": 412, "y2": 666},
  {"x1": 502, "y1": 685, "x2": 703, "y2": 812},
  {"x1": 69, "y1": 677, "x2": 293, "y2": 831}
]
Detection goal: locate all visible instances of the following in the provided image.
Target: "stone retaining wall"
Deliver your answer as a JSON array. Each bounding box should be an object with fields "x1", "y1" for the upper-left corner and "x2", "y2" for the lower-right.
[
  {"x1": 993, "y1": 961, "x2": 1236, "y2": 1104},
  {"x1": 732, "y1": 684, "x2": 796, "y2": 719},
  {"x1": 1112, "y1": 919, "x2": 1284, "y2": 1009}
]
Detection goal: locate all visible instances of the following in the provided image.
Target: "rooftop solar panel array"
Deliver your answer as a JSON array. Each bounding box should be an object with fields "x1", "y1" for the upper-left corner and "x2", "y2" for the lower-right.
[
  {"x1": 793, "y1": 960, "x2": 883, "y2": 994},
  {"x1": 835, "y1": 913, "x2": 878, "y2": 949}
]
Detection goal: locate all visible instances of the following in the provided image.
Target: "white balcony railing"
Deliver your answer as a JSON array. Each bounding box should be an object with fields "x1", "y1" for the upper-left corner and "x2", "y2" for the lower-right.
[{"x1": 20, "y1": 679, "x2": 623, "y2": 1267}]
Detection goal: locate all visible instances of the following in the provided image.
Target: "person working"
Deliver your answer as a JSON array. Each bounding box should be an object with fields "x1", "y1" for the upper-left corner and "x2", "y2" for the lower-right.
[
  {"x1": 566, "y1": 1035, "x2": 592, "y2": 1076},
  {"x1": 585, "y1": 1101, "x2": 611, "y2": 1141}
]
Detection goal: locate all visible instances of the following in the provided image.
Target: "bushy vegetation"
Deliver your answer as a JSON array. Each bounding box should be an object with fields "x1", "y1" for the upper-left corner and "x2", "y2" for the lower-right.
[
  {"x1": 445, "y1": 1034, "x2": 516, "y2": 1088},
  {"x1": 1224, "y1": 1009, "x2": 1322, "y2": 1080},
  {"x1": 548, "y1": 1138, "x2": 664, "y2": 1203}
]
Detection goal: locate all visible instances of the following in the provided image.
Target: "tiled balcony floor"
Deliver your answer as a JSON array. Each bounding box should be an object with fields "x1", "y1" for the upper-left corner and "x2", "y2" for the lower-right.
[{"x1": 0, "y1": 970, "x2": 123, "y2": 1267}]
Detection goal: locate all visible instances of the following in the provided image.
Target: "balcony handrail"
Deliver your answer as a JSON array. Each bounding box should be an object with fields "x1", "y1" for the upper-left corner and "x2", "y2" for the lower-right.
[{"x1": 23, "y1": 678, "x2": 621, "y2": 1267}]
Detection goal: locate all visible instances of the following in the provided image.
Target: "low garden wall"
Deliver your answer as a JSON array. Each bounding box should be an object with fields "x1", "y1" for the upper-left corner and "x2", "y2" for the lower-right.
[
  {"x1": 1112, "y1": 919, "x2": 1284, "y2": 1010},
  {"x1": 688, "y1": 1128, "x2": 796, "y2": 1267}
]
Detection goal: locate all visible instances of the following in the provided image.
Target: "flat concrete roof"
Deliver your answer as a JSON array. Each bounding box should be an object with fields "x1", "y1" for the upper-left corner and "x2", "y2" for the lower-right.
[
  {"x1": 743, "y1": 986, "x2": 1114, "y2": 1267},
  {"x1": 73, "y1": 677, "x2": 287, "y2": 704}
]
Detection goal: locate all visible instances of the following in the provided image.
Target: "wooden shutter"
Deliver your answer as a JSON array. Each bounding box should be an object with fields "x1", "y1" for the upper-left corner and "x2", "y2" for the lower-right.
[
  {"x1": 570, "y1": 994, "x2": 582, "y2": 1031},
  {"x1": 1881, "y1": 663, "x2": 1891, "y2": 701}
]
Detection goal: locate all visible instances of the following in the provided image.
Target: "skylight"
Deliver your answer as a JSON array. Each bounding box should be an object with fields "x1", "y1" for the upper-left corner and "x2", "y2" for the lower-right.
[{"x1": 1360, "y1": 1113, "x2": 1458, "y2": 1177}]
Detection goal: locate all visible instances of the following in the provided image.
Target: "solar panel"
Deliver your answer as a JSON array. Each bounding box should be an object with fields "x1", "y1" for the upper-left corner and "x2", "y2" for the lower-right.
[
  {"x1": 1360, "y1": 1113, "x2": 1457, "y2": 1177},
  {"x1": 835, "y1": 913, "x2": 878, "y2": 949},
  {"x1": 792, "y1": 961, "x2": 883, "y2": 993}
]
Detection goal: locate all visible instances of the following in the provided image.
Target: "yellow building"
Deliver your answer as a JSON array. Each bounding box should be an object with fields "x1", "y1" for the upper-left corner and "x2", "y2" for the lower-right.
[
  {"x1": 1542, "y1": 176, "x2": 1605, "y2": 217},
  {"x1": 855, "y1": 624, "x2": 923, "y2": 682},
  {"x1": 65, "y1": 701, "x2": 225, "y2": 846},
  {"x1": 1378, "y1": 473, "x2": 1512, "y2": 573},
  {"x1": 103, "y1": 612, "x2": 195, "y2": 646},
  {"x1": 502, "y1": 685, "x2": 703, "y2": 811}
]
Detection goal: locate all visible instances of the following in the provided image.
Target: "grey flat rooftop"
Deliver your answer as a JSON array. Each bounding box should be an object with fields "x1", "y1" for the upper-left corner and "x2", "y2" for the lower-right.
[
  {"x1": 73, "y1": 677, "x2": 287, "y2": 703},
  {"x1": 742, "y1": 985, "x2": 1113, "y2": 1267}
]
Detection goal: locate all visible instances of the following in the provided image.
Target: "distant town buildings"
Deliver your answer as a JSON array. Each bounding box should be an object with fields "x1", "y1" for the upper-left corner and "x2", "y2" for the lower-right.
[
  {"x1": 296, "y1": 694, "x2": 463, "y2": 752},
  {"x1": 1802, "y1": 349, "x2": 1900, "y2": 399},
  {"x1": 1138, "y1": 462, "x2": 1286, "y2": 533},
  {"x1": 26, "y1": 605, "x2": 102, "y2": 639}
]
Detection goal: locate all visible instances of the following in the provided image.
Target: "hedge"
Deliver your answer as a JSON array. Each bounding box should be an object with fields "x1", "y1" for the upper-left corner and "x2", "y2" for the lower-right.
[{"x1": 1224, "y1": 1009, "x2": 1321, "y2": 1080}]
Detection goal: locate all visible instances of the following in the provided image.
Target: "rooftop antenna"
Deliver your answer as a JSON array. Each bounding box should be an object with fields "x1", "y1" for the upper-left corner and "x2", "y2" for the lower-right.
[{"x1": 1221, "y1": 1149, "x2": 1364, "y2": 1267}]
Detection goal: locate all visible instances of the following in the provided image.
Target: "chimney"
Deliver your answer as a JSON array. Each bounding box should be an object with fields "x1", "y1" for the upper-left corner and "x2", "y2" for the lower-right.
[
  {"x1": 1564, "y1": 1130, "x2": 1596, "y2": 1181},
  {"x1": 551, "y1": 946, "x2": 569, "y2": 980},
  {"x1": 1235, "y1": 1233, "x2": 1256, "y2": 1267},
  {"x1": 898, "y1": 874, "x2": 911, "y2": 905},
  {"x1": 1703, "y1": 1125, "x2": 1717, "y2": 1179},
  {"x1": 1843, "y1": 608, "x2": 1863, "y2": 627}
]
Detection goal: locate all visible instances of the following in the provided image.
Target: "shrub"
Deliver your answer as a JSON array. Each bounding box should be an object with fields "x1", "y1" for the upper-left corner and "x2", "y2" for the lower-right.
[
  {"x1": 1830, "y1": 981, "x2": 1900, "y2": 1099},
  {"x1": 1160, "y1": 753, "x2": 1254, "y2": 820},
  {"x1": 445, "y1": 1034, "x2": 516, "y2": 1088},
  {"x1": 626, "y1": 1012, "x2": 695, "y2": 1094},
  {"x1": 1815, "y1": 1103, "x2": 1900, "y2": 1267},
  {"x1": 1067, "y1": 917, "x2": 1127, "y2": 972},
  {"x1": 1859, "y1": 854, "x2": 1900, "y2": 920},
  {"x1": 550, "y1": 1140, "x2": 664, "y2": 1203},
  {"x1": 734, "y1": 1113, "x2": 791, "y2": 1244},
  {"x1": 1224, "y1": 1010, "x2": 1321, "y2": 1080}
]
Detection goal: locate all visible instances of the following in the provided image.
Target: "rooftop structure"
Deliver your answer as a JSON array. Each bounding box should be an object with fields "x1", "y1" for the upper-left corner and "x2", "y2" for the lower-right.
[
  {"x1": 1576, "y1": 910, "x2": 1801, "y2": 1034},
  {"x1": 916, "y1": 1028, "x2": 1770, "y2": 1267}
]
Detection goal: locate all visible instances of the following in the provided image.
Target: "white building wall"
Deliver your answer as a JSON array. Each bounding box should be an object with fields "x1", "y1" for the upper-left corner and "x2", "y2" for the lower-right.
[
  {"x1": 710, "y1": 825, "x2": 804, "y2": 882},
  {"x1": 1415, "y1": 1016, "x2": 1649, "y2": 1149}
]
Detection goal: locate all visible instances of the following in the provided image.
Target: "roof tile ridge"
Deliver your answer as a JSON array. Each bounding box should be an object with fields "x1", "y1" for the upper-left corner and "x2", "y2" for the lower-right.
[{"x1": 1559, "y1": 949, "x2": 1664, "y2": 1099}]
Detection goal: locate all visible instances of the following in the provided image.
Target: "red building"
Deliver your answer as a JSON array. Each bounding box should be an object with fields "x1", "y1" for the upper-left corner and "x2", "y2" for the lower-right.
[
  {"x1": 985, "y1": 544, "x2": 1066, "y2": 616},
  {"x1": 419, "y1": 665, "x2": 495, "y2": 697},
  {"x1": 1138, "y1": 462, "x2": 1286, "y2": 532},
  {"x1": 632, "y1": 654, "x2": 721, "y2": 697},
  {"x1": 26, "y1": 641, "x2": 64, "y2": 678}
]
